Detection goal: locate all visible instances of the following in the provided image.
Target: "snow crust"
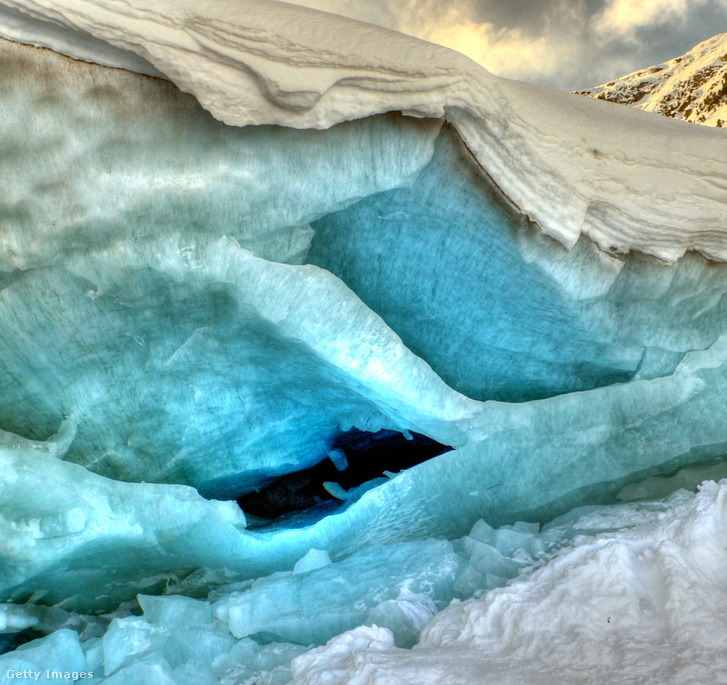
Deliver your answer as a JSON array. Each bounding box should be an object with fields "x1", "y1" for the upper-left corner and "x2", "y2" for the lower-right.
[
  {"x1": 0, "y1": 2, "x2": 163, "y2": 77},
  {"x1": 1, "y1": 0, "x2": 727, "y2": 261}
]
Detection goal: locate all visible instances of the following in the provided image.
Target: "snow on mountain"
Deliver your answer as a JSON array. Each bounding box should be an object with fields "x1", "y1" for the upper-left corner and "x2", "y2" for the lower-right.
[{"x1": 574, "y1": 33, "x2": 727, "y2": 127}]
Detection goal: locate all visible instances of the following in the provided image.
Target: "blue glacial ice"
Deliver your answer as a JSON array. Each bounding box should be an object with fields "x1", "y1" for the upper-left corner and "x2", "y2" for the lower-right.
[
  {"x1": 3, "y1": 30, "x2": 727, "y2": 588},
  {"x1": 1, "y1": 6, "x2": 727, "y2": 683},
  {"x1": 0, "y1": 37, "x2": 449, "y2": 497}
]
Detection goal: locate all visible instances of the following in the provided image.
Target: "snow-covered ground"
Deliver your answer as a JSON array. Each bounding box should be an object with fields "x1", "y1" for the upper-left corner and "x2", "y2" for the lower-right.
[{"x1": 294, "y1": 480, "x2": 727, "y2": 685}]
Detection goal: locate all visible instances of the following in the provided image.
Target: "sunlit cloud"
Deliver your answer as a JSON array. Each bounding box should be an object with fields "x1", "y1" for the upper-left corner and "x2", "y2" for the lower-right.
[
  {"x1": 596, "y1": 0, "x2": 701, "y2": 35},
  {"x1": 285, "y1": 0, "x2": 727, "y2": 90},
  {"x1": 407, "y1": 10, "x2": 570, "y2": 81}
]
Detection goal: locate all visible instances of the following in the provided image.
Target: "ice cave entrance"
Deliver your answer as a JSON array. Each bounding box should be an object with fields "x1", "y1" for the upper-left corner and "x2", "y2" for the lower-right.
[{"x1": 236, "y1": 429, "x2": 451, "y2": 524}]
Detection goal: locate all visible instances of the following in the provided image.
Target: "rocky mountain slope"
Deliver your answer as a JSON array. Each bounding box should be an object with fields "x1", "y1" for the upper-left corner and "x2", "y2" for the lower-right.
[{"x1": 574, "y1": 33, "x2": 727, "y2": 127}]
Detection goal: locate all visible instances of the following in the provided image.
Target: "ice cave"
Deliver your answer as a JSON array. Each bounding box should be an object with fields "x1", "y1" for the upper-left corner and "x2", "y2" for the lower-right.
[{"x1": 1, "y1": 1, "x2": 727, "y2": 683}]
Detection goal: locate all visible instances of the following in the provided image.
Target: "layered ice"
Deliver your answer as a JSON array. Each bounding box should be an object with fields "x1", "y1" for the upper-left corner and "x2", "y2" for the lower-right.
[
  {"x1": 0, "y1": 37, "x2": 461, "y2": 495},
  {"x1": 4, "y1": 36, "x2": 727, "y2": 505},
  {"x1": 1, "y1": 1, "x2": 727, "y2": 683}
]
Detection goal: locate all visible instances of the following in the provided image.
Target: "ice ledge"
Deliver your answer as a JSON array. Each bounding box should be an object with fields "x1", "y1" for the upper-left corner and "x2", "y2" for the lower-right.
[{"x1": 2, "y1": 0, "x2": 727, "y2": 262}]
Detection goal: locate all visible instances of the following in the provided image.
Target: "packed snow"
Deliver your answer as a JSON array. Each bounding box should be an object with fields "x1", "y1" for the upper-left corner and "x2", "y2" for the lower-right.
[{"x1": 1, "y1": 0, "x2": 727, "y2": 261}]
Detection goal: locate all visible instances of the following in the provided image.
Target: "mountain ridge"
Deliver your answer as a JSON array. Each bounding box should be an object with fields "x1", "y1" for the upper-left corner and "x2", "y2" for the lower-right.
[{"x1": 574, "y1": 33, "x2": 727, "y2": 127}]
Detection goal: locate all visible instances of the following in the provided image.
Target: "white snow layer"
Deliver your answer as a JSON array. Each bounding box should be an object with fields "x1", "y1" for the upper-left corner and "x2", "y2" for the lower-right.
[
  {"x1": 1, "y1": 0, "x2": 726, "y2": 262},
  {"x1": 292, "y1": 481, "x2": 727, "y2": 685}
]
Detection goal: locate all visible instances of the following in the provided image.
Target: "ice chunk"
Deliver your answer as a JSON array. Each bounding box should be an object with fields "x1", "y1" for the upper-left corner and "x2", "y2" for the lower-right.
[
  {"x1": 327, "y1": 449, "x2": 348, "y2": 472},
  {"x1": 293, "y1": 550, "x2": 332, "y2": 575},
  {"x1": 364, "y1": 592, "x2": 437, "y2": 648},
  {"x1": 100, "y1": 658, "x2": 178, "y2": 685},
  {"x1": 213, "y1": 540, "x2": 460, "y2": 645},
  {"x1": 322, "y1": 482, "x2": 348, "y2": 500},
  {"x1": 463, "y1": 539, "x2": 522, "y2": 580},
  {"x1": 0, "y1": 603, "x2": 103, "y2": 640},
  {"x1": 136, "y1": 596, "x2": 218, "y2": 630},
  {"x1": 82, "y1": 638, "x2": 104, "y2": 678},
  {"x1": 101, "y1": 611, "x2": 234, "y2": 675},
  {"x1": 172, "y1": 661, "x2": 218, "y2": 685},
  {"x1": 0, "y1": 630, "x2": 86, "y2": 683},
  {"x1": 450, "y1": 517, "x2": 546, "y2": 597}
]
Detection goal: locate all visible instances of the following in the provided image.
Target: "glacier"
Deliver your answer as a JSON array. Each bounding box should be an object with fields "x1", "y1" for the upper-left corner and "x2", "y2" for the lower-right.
[{"x1": 1, "y1": 0, "x2": 727, "y2": 683}]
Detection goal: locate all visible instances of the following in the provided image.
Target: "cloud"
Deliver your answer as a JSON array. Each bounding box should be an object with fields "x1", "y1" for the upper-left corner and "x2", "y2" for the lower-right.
[
  {"x1": 596, "y1": 0, "x2": 695, "y2": 35},
  {"x1": 285, "y1": 0, "x2": 727, "y2": 90},
  {"x1": 403, "y1": 8, "x2": 574, "y2": 82}
]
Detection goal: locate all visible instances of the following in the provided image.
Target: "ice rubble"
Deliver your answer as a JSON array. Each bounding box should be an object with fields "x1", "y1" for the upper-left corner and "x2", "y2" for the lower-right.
[
  {"x1": 293, "y1": 481, "x2": 727, "y2": 685},
  {"x1": 1, "y1": 0, "x2": 727, "y2": 683},
  {"x1": 0, "y1": 439, "x2": 549, "y2": 682},
  {"x1": 3, "y1": 478, "x2": 726, "y2": 684}
]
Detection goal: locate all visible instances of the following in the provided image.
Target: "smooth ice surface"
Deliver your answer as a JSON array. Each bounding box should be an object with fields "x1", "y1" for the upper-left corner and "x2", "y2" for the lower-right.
[{"x1": 310, "y1": 125, "x2": 639, "y2": 401}]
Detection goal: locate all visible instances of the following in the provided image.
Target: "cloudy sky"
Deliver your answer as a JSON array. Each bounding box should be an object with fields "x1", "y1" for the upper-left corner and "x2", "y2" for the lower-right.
[{"x1": 288, "y1": 0, "x2": 727, "y2": 90}]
